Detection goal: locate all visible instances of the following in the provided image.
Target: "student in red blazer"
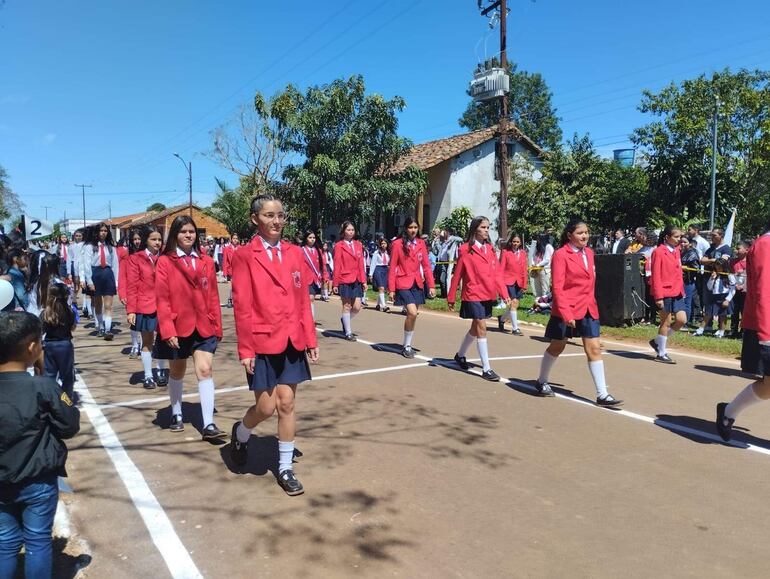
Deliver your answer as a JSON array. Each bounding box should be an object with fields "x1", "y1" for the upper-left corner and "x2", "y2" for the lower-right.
[
  {"x1": 119, "y1": 229, "x2": 142, "y2": 357},
  {"x1": 300, "y1": 230, "x2": 327, "y2": 321},
  {"x1": 125, "y1": 226, "x2": 169, "y2": 390},
  {"x1": 649, "y1": 226, "x2": 687, "y2": 364},
  {"x1": 497, "y1": 233, "x2": 528, "y2": 336},
  {"x1": 154, "y1": 215, "x2": 225, "y2": 441},
  {"x1": 222, "y1": 234, "x2": 238, "y2": 279},
  {"x1": 716, "y1": 226, "x2": 770, "y2": 441},
  {"x1": 230, "y1": 194, "x2": 319, "y2": 496},
  {"x1": 387, "y1": 217, "x2": 436, "y2": 358},
  {"x1": 447, "y1": 216, "x2": 510, "y2": 382},
  {"x1": 332, "y1": 221, "x2": 368, "y2": 341},
  {"x1": 535, "y1": 218, "x2": 622, "y2": 407}
]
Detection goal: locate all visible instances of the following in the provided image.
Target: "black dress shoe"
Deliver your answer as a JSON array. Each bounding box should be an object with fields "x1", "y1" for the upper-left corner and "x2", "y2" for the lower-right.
[
  {"x1": 277, "y1": 470, "x2": 304, "y2": 496},
  {"x1": 104, "y1": 332, "x2": 114, "y2": 341},
  {"x1": 402, "y1": 346, "x2": 415, "y2": 359},
  {"x1": 649, "y1": 338, "x2": 659, "y2": 353},
  {"x1": 716, "y1": 402, "x2": 734, "y2": 441},
  {"x1": 230, "y1": 422, "x2": 248, "y2": 467},
  {"x1": 498, "y1": 317, "x2": 506, "y2": 332},
  {"x1": 202, "y1": 423, "x2": 227, "y2": 440},
  {"x1": 535, "y1": 381, "x2": 555, "y2": 397},
  {"x1": 482, "y1": 369, "x2": 500, "y2": 382},
  {"x1": 169, "y1": 414, "x2": 184, "y2": 432},
  {"x1": 596, "y1": 394, "x2": 623, "y2": 407},
  {"x1": 96, "y1": 328, "x2": 105, "y2": 338},
  {"x1": 156, "y1": 369, "x2": 169, "y2": 387},
  {"x1": 143, "y1": 377, "x2": 157, "y2": 390},
  {"x1": 655, "y1": 354, "x2": 676, "y2": 364},
  {"x1": 344, "y1": 333, "x2": 357, "y2": 342},
  {"x1": 511, "y1": 328, "x2": 523, "y2": 336},
  {"x1": 453, "y1": 353, "x2": 469, "y2": 370}
]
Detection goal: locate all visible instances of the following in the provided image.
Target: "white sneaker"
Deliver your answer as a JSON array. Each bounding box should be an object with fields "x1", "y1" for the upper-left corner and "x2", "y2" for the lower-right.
[
  {"x1": 715, "y1": 330, "x2": 724, "y2": 338},
  {"x1": 692, "y1": 328, "x2": 704, "y2": 336}
]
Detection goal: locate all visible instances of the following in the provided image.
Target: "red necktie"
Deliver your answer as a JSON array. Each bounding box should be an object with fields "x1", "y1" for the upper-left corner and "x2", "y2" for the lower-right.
[
  {"x1": 99, "y1": 244, "x2": 106, "y2": 267},
  {"x1": 62, "y1": 245, "x2": 67, "y2": 262},
  {"x1": 182, "y1": 255, "x2": 193, "y2": 269},
  {"x1": 268, "y1": 246, "x2": 280, "y2": 268}
]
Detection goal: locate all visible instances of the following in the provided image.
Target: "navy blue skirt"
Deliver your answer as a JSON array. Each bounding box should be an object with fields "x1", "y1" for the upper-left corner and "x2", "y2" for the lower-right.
[
  {"x1": 545, "y1": 314, "x2": 601, "y2": 340},
  {"x1": 395, "y1": 283, "x2": 425, "y2": 306},
  {"x1": 741, "y1": 330, "x2": 769, "y2": 376},
  {"x1": 251, "y1": 342, "x2": 312, "y2": 390},
  {"x1": 709, "y1": 293, "x2": 734, "y2": 317},
  {"x1": 372, "y1": 265, "x2": 389, "y2": 289},
  {"x1": 153, "y1": 330, "x2": 218, "y2": 360},
  {"x1": 661, "y1": 295, "x2": 686, "y2": 314},
  {"x1": 308, "y1": 282, "x2": 322, "y2": 296},
  {"x1": 92, "y1": 266, "x2": 117, "y2": 297},
  {"x1": 506, "y1": 283, "x2": 525, "y2": 300},
  {"x1": 135, "y1": 312, "x2": 158, "y2": 332},
  {"x1": 459, "y1": 300, "x2": 495, "y2": 320},
  {"x1": 339, "y1": 281, "x2": 364, "y2": 299}
]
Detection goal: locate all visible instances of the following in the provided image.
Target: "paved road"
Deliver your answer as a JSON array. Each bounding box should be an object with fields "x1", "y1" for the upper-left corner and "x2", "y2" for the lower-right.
[{"x1": 58, "y1": 287, "x2": 770, "y2": 578}]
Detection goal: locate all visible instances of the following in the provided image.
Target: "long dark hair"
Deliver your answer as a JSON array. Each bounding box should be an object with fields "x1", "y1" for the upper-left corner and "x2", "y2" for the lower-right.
[
  {"x1": 88, "y1": 222, "x2": 115, "y2": 247},
  {"x1": 128, "y1": 228, "x2": 143, "y2": 255},
  {"x1": 31, "y1": 253, "x2": 60, "y2": 307},
  {"x1": 41, "y1": 282, "x2": 70, "y2": 328},
  {"x1": 466, "y1": 216, "x2": 489, "y2": 254},
  {"x1": 301, "y1": 230, "x2": 323, "y2": 272},
  {"x1": 339, "y1": 221, "x2": 355, "y2": 241},
  {"x1": 139, "y1": 225, "x2": 161, "y2": 252},
  {"x1": 657, "y1": 224, "x2": 681, "y2": 247},
  {"x1": 504, "y1": 232, "x2": 522, "y2": 252},
  {"x1": 535, "y1": 233, "x2": 552, "y2": 257},
  {"x1": 163, "y1": 215, "x2": 199, "y2": 255},
  {"x1": 401, "y1": 217, "x2": 419, "y2": 257},
  {"x1": 560, "y1": 217, "x2": 588, "y2": 247}
]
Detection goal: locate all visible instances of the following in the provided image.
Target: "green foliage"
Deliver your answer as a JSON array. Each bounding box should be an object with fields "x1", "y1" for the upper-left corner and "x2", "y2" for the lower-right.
[
  {"x1": 647, "y1": 208, "x2": 706, "y2": 231},
  {"x1": 632, "y1": 67, "x2": 770, "y2": 235},
  {"x1": 205, "y1": 178, "x2": 254, "y2": 239},
  {"x1": 459, "y1": 60, "x2": 562, "y2": 151},
  {"x1": 0, "y1": 164, "x2": 22, "y2": 223},
  {"x1": 435, "y1": 206, "x2": 473, "y2": 238},
  {"x1": 147, "y1": 202, "x2": 166, "y2": 212},
  {"x1": 274, "y1": 75, "x2": 427, "y2": 229}
]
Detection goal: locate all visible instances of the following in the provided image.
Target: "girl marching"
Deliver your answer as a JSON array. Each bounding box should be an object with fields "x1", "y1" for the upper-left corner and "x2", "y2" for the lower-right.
[
  {"x1": 82, "y1": 223, "x2": 120, "y2": 341},
  {"x1": 332, "y1": 222, "x2": 367, "y2": 341},
  {"x1": 534, "y1": 218, "x2": 622, "y2": 406},
  {"x1": 497, "y1": 233, "x2": 528, "y2": 336},
  {"x1": 447, "y1": 216, "x2": 510, "y2": 381},
  {"x1": 388, "y1": 218, "x2": 435, "y2": 358},
  {"x1": 300, "y1": 230, "x2": 327, "y2": 322},
  {"x1": 154, "y1": 215, "x2": 226, "y2": 440},
  {"x1": 369, "y1": 237, "x2": 391, "y2": 312},
  {"x1": 649, "y1": 226, "x2": 687, "y2": 364},
  {"x1": 230, "y1": 194, "x2": 318, "y2": 496},
  {"x1": 126, "y1": 226, "x2": 169, "y2": 390},
  {"x1": 119, "y1": 229, "x2": 143, "y2": 358}
]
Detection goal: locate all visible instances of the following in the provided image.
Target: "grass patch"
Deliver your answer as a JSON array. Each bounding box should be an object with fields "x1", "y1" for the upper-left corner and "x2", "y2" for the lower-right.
[{"x1": 364, "y1": 289, "x2": 741, "y2": 358}]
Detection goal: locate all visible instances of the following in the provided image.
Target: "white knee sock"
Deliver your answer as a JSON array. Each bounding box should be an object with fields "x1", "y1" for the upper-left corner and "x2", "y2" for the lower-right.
[
  {"x1": 404, "y1": 331, "x2": 414, "y2": 348},
  {"x1": 656, "y1": 334, "x2": 667, "y2": 357},
  {"x1": 322, "y1": 287, "x2": 329, "y2": 299},
  {"x1": 476, "y1": 338, "x2": 491, "y2": 372},
  {"x1": 236, "y1": 421, "x2": 253, "y2": 443},
  {"x1": 538, "y1": 351, "x2": 557, "y2": 383},
  {"x1": 131, "y1": 330, "x2": 140, "y2": 350},
  {"x1": 104, "y1": 316, "x2": 112, "y2": 333},
  {"x1": 588, "y1": 360, "x2": 609, "y2": 398},
  {"x1": 458, "y1": 331, "x2": 475, "y2": 357},
  {"x1": 140, "y1": 351, "x2": 153, "y2": 379},
  {"x1": 84, "y1": 296, "x2": 91, "y2": 313},
  {"x1": 311, "y1": 303, "x2": 315, "y2": 319},
  {"x1": 168, "y1": 378, "x2": 184, "y2": 417},
  {"x1": 341, "y1": 312, "x2": 352, "y2": 334},
  {"x1": 156, "y1": 358, "x2": 168, "y2": 370},
  {"x1": 378, "y1": 291, "x2": 386, "y2": 307},
  {"x1": 278, "y1": 440, "x2": 295, "y2": 472},
  {"x1": 198, "y1": 378, "x2": 215, "y2": 427},
  {"x1": 726, "y1": 383, "x2": 763, "y2": 420},
  {"x1": 508, "y1": 308, "x2": 519, "y2": 330}
]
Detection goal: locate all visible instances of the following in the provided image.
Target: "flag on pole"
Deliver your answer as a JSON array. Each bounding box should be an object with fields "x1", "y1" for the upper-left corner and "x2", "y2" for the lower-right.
[
  {"x1": 722, "y1": 207, "x2": 737, "y2": 247},
  {"x1": 23, "y1": 215, "x2": 54, "y2": 241}
]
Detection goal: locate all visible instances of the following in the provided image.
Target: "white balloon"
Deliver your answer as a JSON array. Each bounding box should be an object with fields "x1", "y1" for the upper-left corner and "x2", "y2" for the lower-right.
[{"x1": 0, "y1": 279, "x2": 14, "y2": 310}]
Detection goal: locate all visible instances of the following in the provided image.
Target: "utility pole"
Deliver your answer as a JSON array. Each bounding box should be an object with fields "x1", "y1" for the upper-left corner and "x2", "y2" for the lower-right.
[
  {"x1": 74, "y1": 184, "x2": 92, "y2": 227},
  {"x1": 709, "y1": 97, "x2": 719, "y2": 231},
  {"x1": 42, "y1": 206, "x2": 52, "y2": 221},
  {"x1": 173, "y1": 153, "x2": 193, "y2": 216},
  {"x1": 108, "y1": 201, "x2": 112, "y2": 220}
]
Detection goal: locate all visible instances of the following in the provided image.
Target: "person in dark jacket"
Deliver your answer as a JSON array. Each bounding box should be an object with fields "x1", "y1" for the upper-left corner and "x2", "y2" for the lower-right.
[
  {"x1": 680, "y1": 236, "x2": 701, "y2": 325},
  {"x1": 0, "y1": 311, "x2": 80, "y2": 579}
]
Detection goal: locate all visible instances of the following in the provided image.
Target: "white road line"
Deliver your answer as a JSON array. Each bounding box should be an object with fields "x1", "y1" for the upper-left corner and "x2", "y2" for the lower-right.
[
  {"x1": 98, "y1": 361, "x2": 430, "y2": 409},
  {"x1": 74, "y1": 374, "x2": 203, "y2": 579}
]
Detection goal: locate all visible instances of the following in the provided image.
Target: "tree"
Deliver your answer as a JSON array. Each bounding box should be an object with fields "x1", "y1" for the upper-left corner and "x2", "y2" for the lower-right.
[
  {"x1": 459, "y1": 60, "x2": 562, "y2": 151},
  {"x1": 435, "y1": 206, "x2": 473, "y2": 239},
  {"x1": 147, "y1": 202, "x2": 166, "y2": 212},
  {"x1": 205, "y1": 178, "x2": 253, "y2": 239},
  {"x1": 0, "y1": 164, "x2": 22, "y2": 223},
  {"x1": 273, "y1": 75, "x2": 427, "y2": 229},
  {"x1": 632, "y1": 68, "x2": 770, "y2": 235}
]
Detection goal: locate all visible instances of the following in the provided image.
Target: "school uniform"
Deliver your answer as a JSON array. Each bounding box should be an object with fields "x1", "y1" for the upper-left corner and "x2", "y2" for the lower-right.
[
  {"x1": 117, "y1": 248, "x2": 131, "y2": 304},
  {"x1": 545, "y1": 244, "x2": 601, "y2": 340},
  {"x1": 387, "y1": 238, "x2": 435, "y2": 306},
  {"x1": 324, "y1": 251, "x2": 334, "y2": 280},
  {"x1": 55, "y1": 243, "x2": 73, "y2": 279},
  {"x1": 447, "y1": 241, "x2": 507, "y2": 319},
  {"x1": 153, "y1": 248, "x2": 222, "y2": 360},
  {"x1": 706, "y1": 272, "x2": 736, "y2": 317},
  {"x1": 500, "y1": 248, "x2": 528, "y2": 299},
  {"x1": 232, "y1": 237, "x2": 316, "y2": 390},
  {"x1": 741, "y1": 233, "x2": 770, "y2": 375},
  {"x1": 70, "y1": 241, "x2": 84, "y2": 282},
  {"x1": 222, "y1": 243, "x2": 236, "y2": 279},
  {"x1": 333, "y1": 239, "x2": 367, "y2": 298},
  {"x1": 82, "y1": 242, "x2": 119, "y2": 297},
  {"x1": 369, "y1": 249, "x2": 390, "y2": 289},
  {"x1": 301, "y1": 245, "x2": 327, "y2": 295},
  {"x1": 126, "y1": 250, "x2": 160, "y2": 332},
  {"x1": 650, "y1": 243, "x2": 685, "y2": 313}
]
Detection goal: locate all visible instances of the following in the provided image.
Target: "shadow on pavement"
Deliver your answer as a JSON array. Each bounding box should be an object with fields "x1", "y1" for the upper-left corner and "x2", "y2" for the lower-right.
[
  {"x1": 693, "y1": 364, "x2": 756, "y2": 379},
  {"x1": 13, "y1": 537, "x2": 92, "y2": 579},
  {"x1": 654, "y1": 413, "x2": 770, "y2": 450}
]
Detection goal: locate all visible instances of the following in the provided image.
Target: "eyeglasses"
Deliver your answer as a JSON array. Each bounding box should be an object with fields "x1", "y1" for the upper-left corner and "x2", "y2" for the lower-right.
[{"x1": 259, "y1": 212, "x2": 287, "y2": 222}]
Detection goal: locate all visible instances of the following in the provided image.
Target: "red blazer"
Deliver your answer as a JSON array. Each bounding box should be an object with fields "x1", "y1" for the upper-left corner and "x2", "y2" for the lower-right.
[
  {"x1": 551, "y1": 245, "x2": 600, "y2": 322},
  {"x1": 232, "y1": 238, "x2": 317, "y2": 359},
  {"x1": 300, "y1": 246, "x2": 328, "y2": 286},
  {"x1": 117, "y1": 249, "x2": 130, "y2": 301},
  {"x1": 222, "y1": 244, "x2": 236, "y2": 277},
  {"x1": 126, "y1": 251, "x2": 159, "y2": 315},
  {"x1": 499, "y1": 248, "x2": 528, "y2": 289},
  {"x1": 742, "y1": 234, "x2": 770, "y2": 341},
  {"x1": 155, "y1": 253, "x2": 222, "y2": 341},
  {"x1": 650, "y1": 244, "x2": 684, "y2": 300},
  {"x1": 332, "y1": 240, "x2": 366, "y2": 286},
  {"x1": 387, "y1": 238, "x2": 435, "y2": 293},
  {"x1": 117, "y1": 246, "x2": 128, "y2": 261},
  {"x1": 447, "y1": 242, "x2": 507, "y2": 304}
]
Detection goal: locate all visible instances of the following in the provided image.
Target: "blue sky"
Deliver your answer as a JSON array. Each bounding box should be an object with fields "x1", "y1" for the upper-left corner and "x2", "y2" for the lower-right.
[{"x1": 2, "y1": 0, "x2": 769, "y2": 224}]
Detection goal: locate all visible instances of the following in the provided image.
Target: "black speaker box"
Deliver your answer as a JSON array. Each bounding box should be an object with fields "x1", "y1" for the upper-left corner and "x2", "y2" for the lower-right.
[{"x1": 594, "y1": 253, "x2": 646, "y2": 326}]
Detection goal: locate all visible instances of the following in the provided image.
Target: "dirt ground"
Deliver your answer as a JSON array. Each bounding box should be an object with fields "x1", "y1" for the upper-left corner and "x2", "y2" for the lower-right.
[{"x1": 52, "y1": 285, "x2": 770, "y2": 578}]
